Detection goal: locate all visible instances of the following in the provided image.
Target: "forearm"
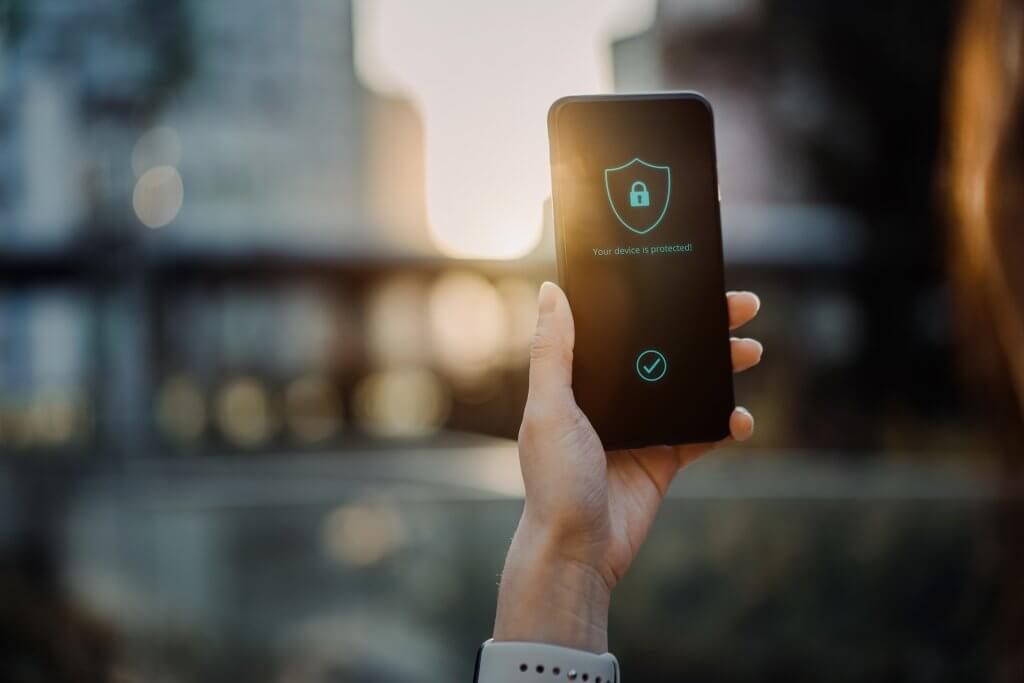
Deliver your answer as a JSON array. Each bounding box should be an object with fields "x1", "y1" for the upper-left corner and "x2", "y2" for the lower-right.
[{"x1": 493, "y1": 515, "x2": 612, "y2": 653}]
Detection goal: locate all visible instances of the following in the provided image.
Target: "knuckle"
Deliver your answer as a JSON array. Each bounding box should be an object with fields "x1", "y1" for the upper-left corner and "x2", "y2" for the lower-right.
[
  {"x1": 529, "y1": 330, "x2": 571, "y2": 367},
  {"x1": 528, "y1": 330, "x2": 556, "y2": 360}
]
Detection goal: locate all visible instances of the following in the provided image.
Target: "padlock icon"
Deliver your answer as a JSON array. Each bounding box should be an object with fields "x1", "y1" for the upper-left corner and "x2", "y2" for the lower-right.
[{"x1": 629, "y1": 181, "x2": 650, "y2": 208}]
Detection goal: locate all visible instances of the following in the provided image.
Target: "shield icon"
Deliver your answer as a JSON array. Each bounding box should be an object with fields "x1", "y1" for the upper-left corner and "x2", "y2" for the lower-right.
[{"x1": 603, "y1": 158, "x2": 671, "y2": 235}]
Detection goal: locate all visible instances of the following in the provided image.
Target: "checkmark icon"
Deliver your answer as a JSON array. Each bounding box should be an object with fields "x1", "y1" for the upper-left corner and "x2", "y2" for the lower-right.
[
  {"x1": 635, "y1": 349, "x2": 668, "y2": 382},
  {"x1": 642, "y1": 357, "x2": 662, "y2": 375}
]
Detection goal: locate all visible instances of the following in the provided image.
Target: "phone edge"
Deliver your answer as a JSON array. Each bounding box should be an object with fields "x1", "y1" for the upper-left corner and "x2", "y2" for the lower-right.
[{"x1": 546, "y1": 91, "x2": 735, "y2": 447}]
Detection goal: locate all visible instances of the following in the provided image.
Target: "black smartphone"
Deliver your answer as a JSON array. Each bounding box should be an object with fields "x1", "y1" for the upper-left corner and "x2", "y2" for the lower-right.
[{"x1": 547, "y1": 92, "x2": 734, "y2": 450}]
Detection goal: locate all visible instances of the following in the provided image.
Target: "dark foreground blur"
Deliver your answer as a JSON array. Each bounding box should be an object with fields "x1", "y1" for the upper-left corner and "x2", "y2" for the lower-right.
[{"x1": 2, "y1": 447, "x2": 1011, "y2": 682}]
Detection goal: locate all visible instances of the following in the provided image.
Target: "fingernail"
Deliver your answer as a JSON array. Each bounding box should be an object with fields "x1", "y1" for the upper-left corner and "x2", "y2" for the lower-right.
[
  {"x1": 744, "y1": 338, "x2": 763, "y2": 357},
  {"x1": 538, "y1": 281, "x2": 558, "y2": 315},
  {"x1": 727, "y1": 291, "x2": 760, "y2": 311},
  {"x1": 734, "y1": 406, "x2": 754, "y2": 441}
]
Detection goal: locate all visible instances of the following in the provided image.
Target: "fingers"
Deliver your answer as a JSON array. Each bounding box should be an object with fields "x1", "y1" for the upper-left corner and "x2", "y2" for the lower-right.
[
  {"x1": 673, "y1": 293, "x2": 760, "y2": 465},
  {"x1": 730, "y1": 337, "x2": 763, "y2": 373},
  {"x1": 729, "y1": 406, "x2": 754, "y2": 441},
  {"x1": 527, "y1": 281, "x2": 575, "y2": 402},
  {"x1": 727, "y1": 291, "x2": 761, "y2": 330}
]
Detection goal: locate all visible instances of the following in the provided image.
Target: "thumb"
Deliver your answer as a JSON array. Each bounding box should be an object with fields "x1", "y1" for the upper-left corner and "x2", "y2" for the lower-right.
[{"x1": 527, "y1": 281, "x2": 575, "y2": 401}]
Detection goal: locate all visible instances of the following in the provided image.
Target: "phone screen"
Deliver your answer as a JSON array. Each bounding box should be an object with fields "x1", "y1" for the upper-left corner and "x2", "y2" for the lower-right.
[{"x1": 548, "y1": 93, "x2": 733, "y2": 449}]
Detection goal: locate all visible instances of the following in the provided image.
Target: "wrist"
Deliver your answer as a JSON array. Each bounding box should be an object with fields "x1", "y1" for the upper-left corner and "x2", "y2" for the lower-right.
[{"x1": 493, "y1": 515, "x2": 612, "y2": 653}]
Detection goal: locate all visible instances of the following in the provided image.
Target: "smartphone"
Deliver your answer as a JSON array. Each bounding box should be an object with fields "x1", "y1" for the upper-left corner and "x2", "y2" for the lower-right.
[{"x1": 547, "y1": 92, "x2": 734, "y2": 450}]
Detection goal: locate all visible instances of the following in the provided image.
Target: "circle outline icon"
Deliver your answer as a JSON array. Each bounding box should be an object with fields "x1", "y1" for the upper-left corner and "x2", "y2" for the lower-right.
[{"x1": 635, "y1": 349, "x2": 668, "y2": 382}]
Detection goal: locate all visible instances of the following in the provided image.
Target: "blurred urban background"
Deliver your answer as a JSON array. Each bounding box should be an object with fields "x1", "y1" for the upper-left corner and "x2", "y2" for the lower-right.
[{"x1": 0, "y1": 0, "x2": 1015, "y2": 681}]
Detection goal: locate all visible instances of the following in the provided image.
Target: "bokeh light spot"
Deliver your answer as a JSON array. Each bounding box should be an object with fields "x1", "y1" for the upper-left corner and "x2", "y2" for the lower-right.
[
  {"x1": 353, "y1": 368, "x2": 450, "y2": 437},
  {"x1": 428, "y1": 270, "x2": 506, "y2": 377},
  {"x1": 285, "y1": 374, "x2": 342, "y2": 444},
  {"x1": 216, "y1": 377, "x2": 274, "y2": 448},
  {"x1": 132, "y1": 126, "x2": 182, "y2": 177},
  {"x1": 133, "y1": 165, "x2": 183, "y2": 228},
  {"x1": 156, "y1": 375, "x2": 206, "y2": 443},
  {"x1": 321, "y1": 500, "x2": 407, "y2": 567}
]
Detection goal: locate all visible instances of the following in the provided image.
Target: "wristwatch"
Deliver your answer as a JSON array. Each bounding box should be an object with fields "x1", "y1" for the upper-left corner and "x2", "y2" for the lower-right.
[{"x1": 474, "y1": 639, "x2": 619, "y2": 683}]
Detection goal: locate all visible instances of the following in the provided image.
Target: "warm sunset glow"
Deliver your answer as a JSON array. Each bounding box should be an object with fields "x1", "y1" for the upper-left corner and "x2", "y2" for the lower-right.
[{"x1": 354, "y1": 0, "x2": 655, "y2": 259}]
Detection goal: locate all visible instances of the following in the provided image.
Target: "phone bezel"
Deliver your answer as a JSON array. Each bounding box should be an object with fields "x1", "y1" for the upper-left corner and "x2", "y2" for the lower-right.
[{"x1": 545, "y1": 91, "x2": 734, "y2": 448}]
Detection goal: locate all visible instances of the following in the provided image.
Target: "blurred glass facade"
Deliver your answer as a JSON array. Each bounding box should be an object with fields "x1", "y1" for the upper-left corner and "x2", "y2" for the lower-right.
[
  {"x1": 0, "y1": 1, "x2": 1015, "y2": 681},
  {"x1": 0, "y1": 0, "x2": 988, "y2": 458}
]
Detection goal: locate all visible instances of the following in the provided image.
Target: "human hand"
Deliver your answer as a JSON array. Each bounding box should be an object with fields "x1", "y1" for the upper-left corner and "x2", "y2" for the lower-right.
[{"x1": 493, "y1": 282, "x2": 762, "y2": 652}]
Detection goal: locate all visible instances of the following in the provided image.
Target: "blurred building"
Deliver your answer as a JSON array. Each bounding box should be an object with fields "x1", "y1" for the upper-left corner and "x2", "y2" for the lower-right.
[
  {"x1": 0, "y1": 0, "x2": 469, "y2": 456},
  {"x1": 0, "y1": 0, "x2": 994, "y2": 458}
]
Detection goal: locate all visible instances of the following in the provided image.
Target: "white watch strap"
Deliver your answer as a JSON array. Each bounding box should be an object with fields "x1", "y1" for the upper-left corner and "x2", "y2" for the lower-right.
[{"x1": 474, "y1": 639, "x2": 619, "y2": 683}]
